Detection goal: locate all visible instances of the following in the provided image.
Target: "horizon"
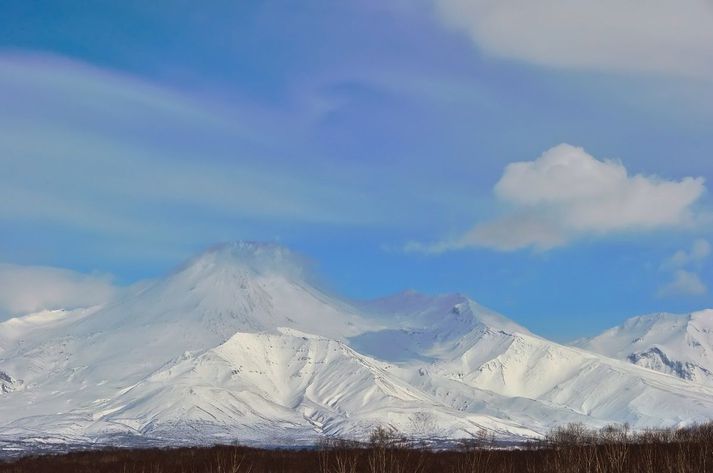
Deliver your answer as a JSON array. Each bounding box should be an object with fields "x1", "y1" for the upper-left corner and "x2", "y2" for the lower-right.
[{"x1": 3, "y1": 1, "x2": 713, "y2": 342}]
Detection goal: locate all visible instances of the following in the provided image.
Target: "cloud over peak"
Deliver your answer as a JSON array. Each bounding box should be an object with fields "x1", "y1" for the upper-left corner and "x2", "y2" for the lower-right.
[
  {"x1": 0, "y1": 264, "x2": 117, "y2": 318},
  {"x1": 419, "y1": 144, "x2": 706, "y2": 252}
]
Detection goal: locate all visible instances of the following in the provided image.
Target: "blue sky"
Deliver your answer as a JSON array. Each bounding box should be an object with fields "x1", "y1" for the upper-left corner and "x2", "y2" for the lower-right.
[{"x1": 2, "y1": 0, "x2": 713, "y2": 340}]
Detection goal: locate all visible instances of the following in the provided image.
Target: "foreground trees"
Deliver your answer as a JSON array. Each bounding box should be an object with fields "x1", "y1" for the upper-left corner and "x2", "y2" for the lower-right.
[{"x1": 3, "y1": 422, "x2": 713, "y2": 473}]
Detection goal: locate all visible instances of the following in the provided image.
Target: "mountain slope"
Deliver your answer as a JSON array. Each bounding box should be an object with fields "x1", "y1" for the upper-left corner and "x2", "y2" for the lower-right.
[
  {"x1": 353, "y1": 291, "x2": 713, "y2": 430},
  {"x1": 68, "y1": 328, "x2": 535, "y2": 443},
  {"x1": 424, "y1": 327, "x2": 713, "y2": 429},
  {"x1": 0, "y1": 327, "x2": 535, "y2": 445},
  {"x1": 573, "y1": 310, "x2": 713, "y2": 385}
]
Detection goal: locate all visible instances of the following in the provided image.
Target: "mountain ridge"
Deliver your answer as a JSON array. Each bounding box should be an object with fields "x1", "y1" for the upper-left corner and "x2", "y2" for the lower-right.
[{"x1": 574, "y1": 309, "x2": 713, "y2": 386}]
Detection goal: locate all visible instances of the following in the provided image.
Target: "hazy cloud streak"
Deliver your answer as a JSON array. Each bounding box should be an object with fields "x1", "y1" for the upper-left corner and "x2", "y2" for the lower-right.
[{"x1": 0, "y1": 52, "x2": 380, "y2": 243}]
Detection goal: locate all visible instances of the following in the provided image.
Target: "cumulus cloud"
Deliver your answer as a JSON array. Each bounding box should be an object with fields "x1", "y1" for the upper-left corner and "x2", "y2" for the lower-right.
[
  {"x1": 419, "y1": 144, "x2": 706, "y2": 252},
  {"x1": 657, "y1": 269, "x2": 708, "y2": 298},
  {"x1": 0, "y1": 264, "x2": 117, "y2": 318},
  {"x1": 435, "y1": 0, "x2": 713, "y2": 78}
]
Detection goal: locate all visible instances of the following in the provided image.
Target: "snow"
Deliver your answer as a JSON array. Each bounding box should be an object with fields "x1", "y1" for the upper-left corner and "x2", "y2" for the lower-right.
[
  {"x1": 351, "y1": 292, "x2": 529, "y2": 363},
  {"x1": 2, "y1": 242, "x2": 713, "y2": 450},
  {"x1": 573, "y1": 309, "x2": 713, "y2": 385}
]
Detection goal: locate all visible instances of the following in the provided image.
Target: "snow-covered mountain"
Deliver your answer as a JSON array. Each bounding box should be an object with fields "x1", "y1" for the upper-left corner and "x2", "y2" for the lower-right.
[
  {"x1": 355, "y1": 293, "x2": 713, "y2": 431},
  {"x1": 573, "y1": 310, "x2": 713, "y2": 386},
  {"x1": 351, "y1": 290, "x2": 529, "y2": 362},
  {"x1": 2, "y1": 241, "x2": 713, "y2": 450}
]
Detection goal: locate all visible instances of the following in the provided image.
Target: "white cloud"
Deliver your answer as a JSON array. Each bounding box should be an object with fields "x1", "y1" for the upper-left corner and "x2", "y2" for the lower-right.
[
  {"x1": 0, "y1": 264, "x2": 117, "y2": 318},
  {"x1": 421, "y1": 144, "x2": 706, "y2": 252},
  {"x1": 658, "y1": 269, "x2": 708, "y2": 298},
  {"x1": 663, "y1": 238, "x2": 711, "y2": 269},
  {"x1": 435, "y1": 0, "x2": 713, "y2": 78}
]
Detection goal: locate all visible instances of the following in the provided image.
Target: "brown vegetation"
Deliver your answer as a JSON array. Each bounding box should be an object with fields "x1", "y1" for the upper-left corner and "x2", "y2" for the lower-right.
[{"x1": 2, "y1": 422, "x2": 713, "y2": 472}]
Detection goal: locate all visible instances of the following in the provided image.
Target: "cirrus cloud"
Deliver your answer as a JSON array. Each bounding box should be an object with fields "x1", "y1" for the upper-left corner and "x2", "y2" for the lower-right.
[{"x1": 416, "y1": 144, "x2": 706, "y2": 252}]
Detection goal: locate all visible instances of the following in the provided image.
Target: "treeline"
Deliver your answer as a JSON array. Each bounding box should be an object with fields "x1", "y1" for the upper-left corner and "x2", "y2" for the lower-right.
[{"x1": 2, "y1": 422, "x2": 713, "y2": 472}]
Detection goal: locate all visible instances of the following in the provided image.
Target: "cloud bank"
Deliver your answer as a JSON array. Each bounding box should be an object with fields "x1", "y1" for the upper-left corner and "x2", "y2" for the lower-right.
[
  {"x1": 419, "y1": 144, "x2": 706, "y2": 252},
  {"x1": 435, "y1": 0, "x2": 713, "y2": 78},
  {"x1": 0, "y1": 264, "x2": 117, "y2": 317}
]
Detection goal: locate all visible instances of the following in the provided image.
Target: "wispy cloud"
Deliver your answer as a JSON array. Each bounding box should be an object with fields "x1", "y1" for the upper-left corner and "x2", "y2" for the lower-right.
[
  {"x1": 657, "y1": 269, "x2": 707, "y2": 298},
  {"x1": 662, "y1": 238, "x2": 711, "y2": 270},
  {"x1": 658, "y1": 239, "x2": 710, "y2": 298},
  {"x1": 411, "y1": 144, "x2": 706, "y2": 252},
  {"x1": 435, "y1": 0, "x2": 713, "y2": 79},
  {"x1": 0, "y1": 52, "x2": 381, "y2": 244}
]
